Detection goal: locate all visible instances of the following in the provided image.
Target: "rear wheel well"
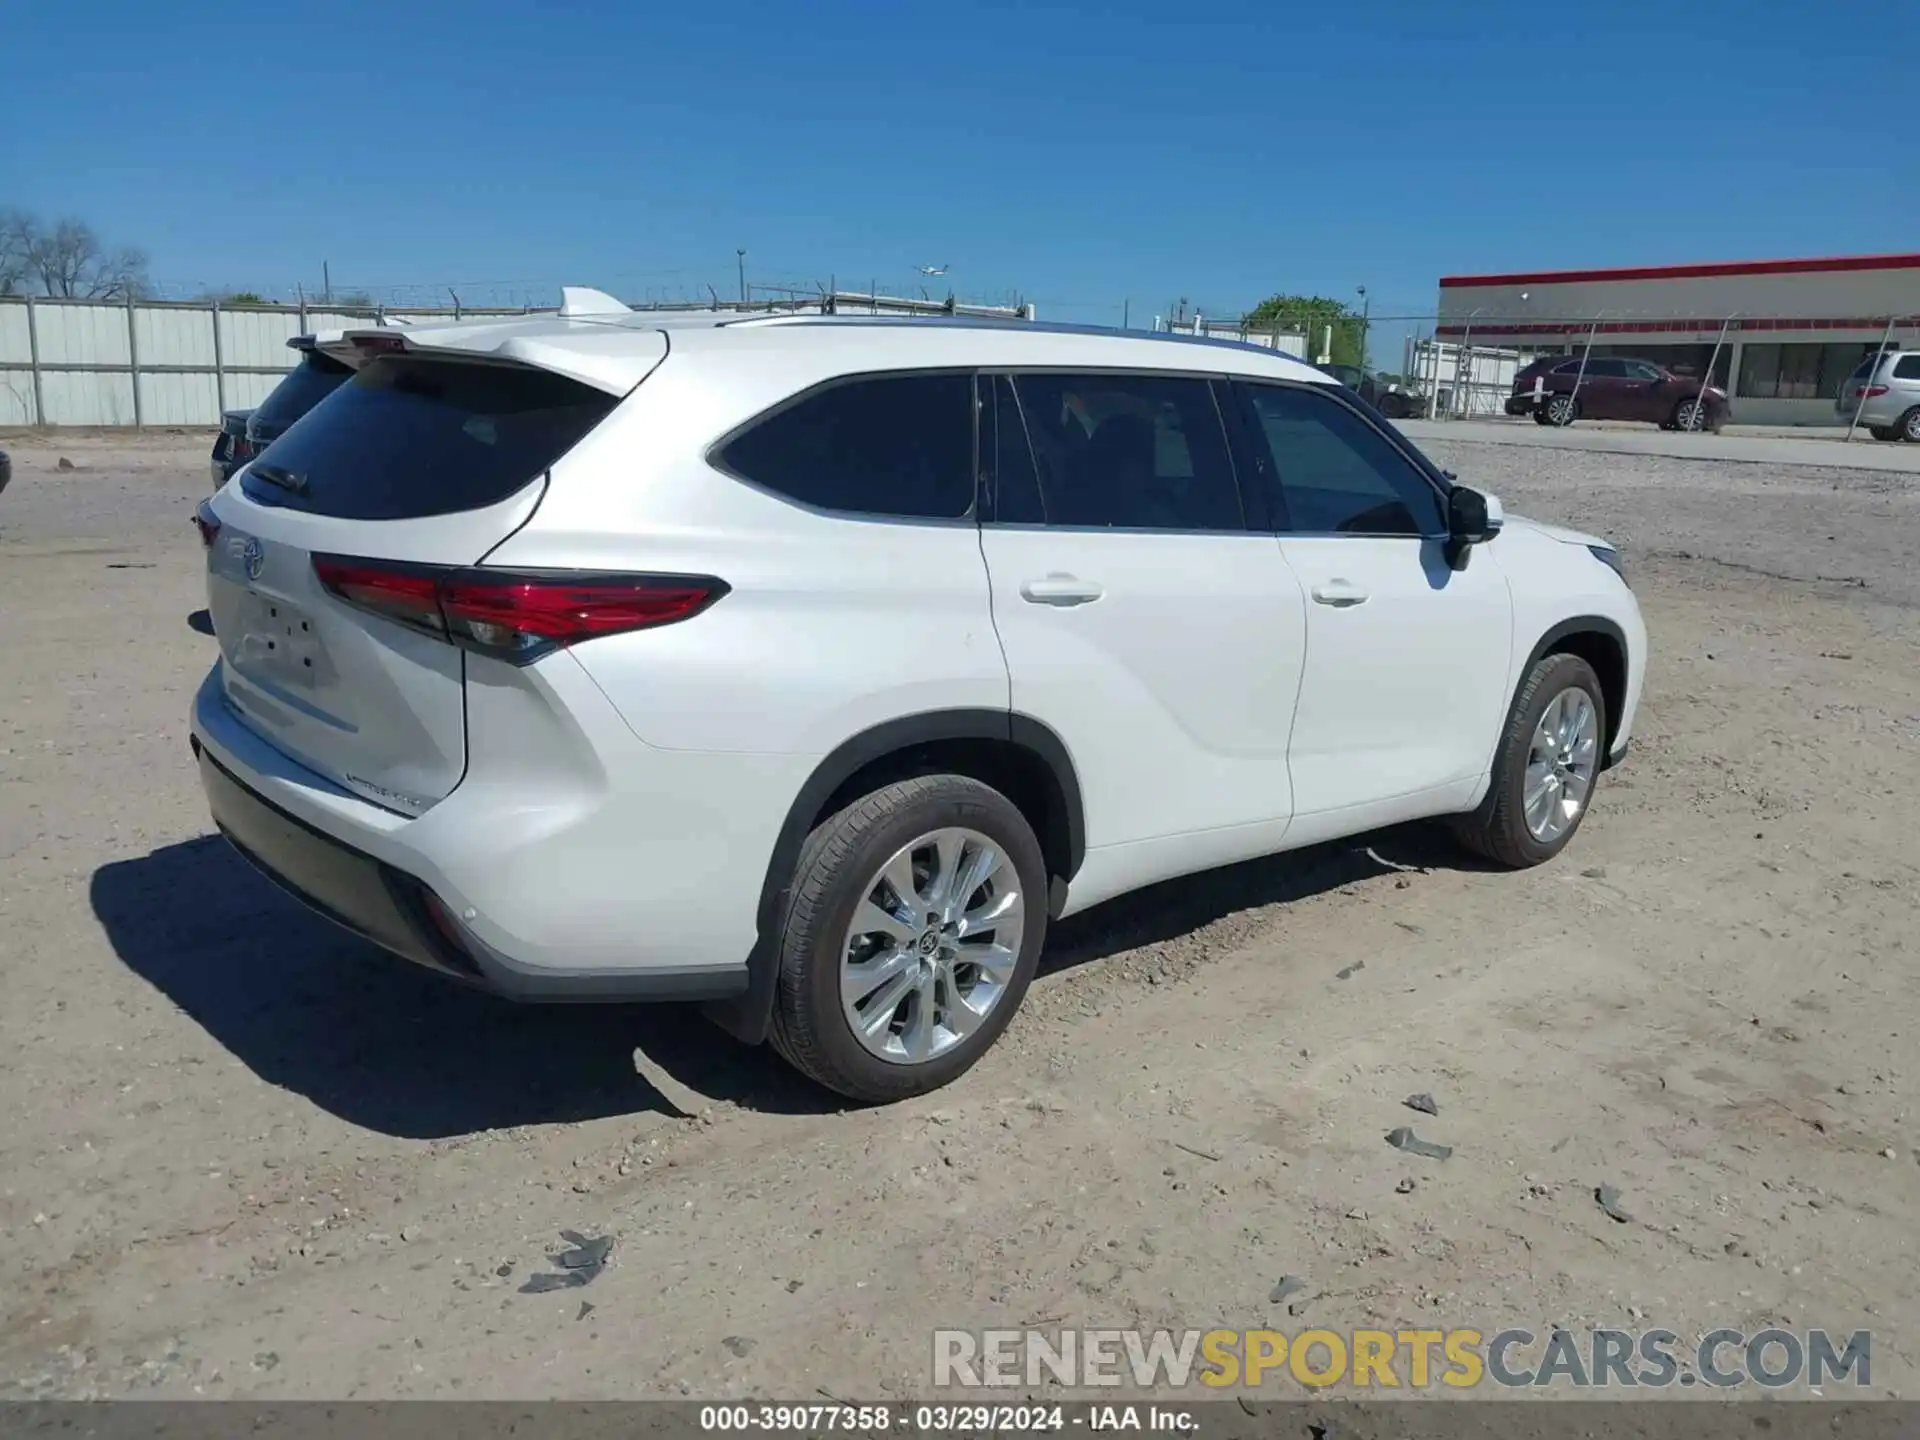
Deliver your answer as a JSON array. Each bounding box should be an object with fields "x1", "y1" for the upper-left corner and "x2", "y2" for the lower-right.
[
  {"x1": 813, "y1": 737, "x2": 1074, "y2": 889},
  {"x1": 1542, "y1": 627, "x2": 1626, "y2": 757}
]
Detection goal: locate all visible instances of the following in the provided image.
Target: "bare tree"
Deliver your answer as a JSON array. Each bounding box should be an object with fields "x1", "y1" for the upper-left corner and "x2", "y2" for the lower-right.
[
  {"x1": 0, "y1": 209, "x2": 31, "y2": 295},
  {"x1": 25, "y1": 217, "x2": 149, "y2": 299}
]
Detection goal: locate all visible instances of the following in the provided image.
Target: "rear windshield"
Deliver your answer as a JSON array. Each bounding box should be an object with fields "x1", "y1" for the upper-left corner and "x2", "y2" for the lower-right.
[
  {"x1": 240, "y1": 355, "x2": 618, "y2": 520},
  {"x1": 249, "y1": 352, "x2": 353, "y2": 438}
]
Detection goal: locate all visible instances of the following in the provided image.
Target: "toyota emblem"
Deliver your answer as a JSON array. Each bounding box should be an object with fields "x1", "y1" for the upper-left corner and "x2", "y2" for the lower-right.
[{"x1": 241, "y1": 537, "x2": 265, "y2": 580}]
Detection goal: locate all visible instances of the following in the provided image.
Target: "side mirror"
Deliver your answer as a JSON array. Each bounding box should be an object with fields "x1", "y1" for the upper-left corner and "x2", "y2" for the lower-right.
[{"x1": 1445, "y1": 486, "x2": 1502, "y2": 570}]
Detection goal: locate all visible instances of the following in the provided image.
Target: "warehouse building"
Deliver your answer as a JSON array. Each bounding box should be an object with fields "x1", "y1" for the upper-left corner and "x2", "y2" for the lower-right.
[{"x1": 1435, "y1": 252, "x2": 1920, "y2": 425}]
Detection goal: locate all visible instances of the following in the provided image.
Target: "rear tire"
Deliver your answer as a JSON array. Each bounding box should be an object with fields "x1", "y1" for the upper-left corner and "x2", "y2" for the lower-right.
[
  {"x1": 1450, "y1": 653, "x2": 1608, "y2": 869},
  {"x1": 1901, "y1": 407, "x2": 1920, "y2": 443},
  {"x1": 1531, "y1": 408, "x2": 1554, "y2": 426},
  {"x1": 769, "y1": 774, "x2": 1047, "y2": 1104},
  {"x1": 1545, "y1": 394, "x2": 1578, "y2": 427}
]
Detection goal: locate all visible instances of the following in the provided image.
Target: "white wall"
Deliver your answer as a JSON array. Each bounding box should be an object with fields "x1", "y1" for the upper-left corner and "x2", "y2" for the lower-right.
[{"x1": 1438, "y1": 263, "x2": 1920, "y2": 328}]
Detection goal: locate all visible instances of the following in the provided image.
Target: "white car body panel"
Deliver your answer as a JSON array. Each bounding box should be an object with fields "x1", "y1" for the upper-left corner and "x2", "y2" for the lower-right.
[{"x1": 189, "y1": 308, "x2": 1648, "y2": 1013}]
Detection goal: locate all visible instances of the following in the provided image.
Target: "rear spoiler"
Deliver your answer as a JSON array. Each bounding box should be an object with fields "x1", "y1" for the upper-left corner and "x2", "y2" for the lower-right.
[{"x1": 294, "y1": 317, "x2": 413, "y2": 368}]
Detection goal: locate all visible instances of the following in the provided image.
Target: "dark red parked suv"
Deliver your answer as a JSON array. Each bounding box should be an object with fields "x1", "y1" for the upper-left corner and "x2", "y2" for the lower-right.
[{"x1": 1506, "y1": 355, "x2": 1729, "y2": 432}]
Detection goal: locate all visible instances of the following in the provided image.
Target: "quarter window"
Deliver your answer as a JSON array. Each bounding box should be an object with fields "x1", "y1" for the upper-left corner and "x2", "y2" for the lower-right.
[
  {"x1": 1895, "y1": 354, "x2": 1920, "y2": 380},
  {"x1": 1238, "y1": 382, "x2": 1445, "y2": 537},
  {"x1": 714, "y1": 372, "x2": 975, "y2": 519},
  {"x1": 1005, "y1": 373, "x2": 1245, "y2": 531}
]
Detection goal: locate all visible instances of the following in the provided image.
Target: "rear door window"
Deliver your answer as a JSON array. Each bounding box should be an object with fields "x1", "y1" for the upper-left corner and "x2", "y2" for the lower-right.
[
  {"x1": 1007, "y1": 372, "x2": 1246, "y2": 531},
  {"x1": 240, "y1": 356, "x2": 618, "y2": 520},
  {"x1": 1896, "y1": 355, "x2": 1920, "y2": 380},
  {"x1": 714, "y1": 372, "x2": 975, "y2": 519}
]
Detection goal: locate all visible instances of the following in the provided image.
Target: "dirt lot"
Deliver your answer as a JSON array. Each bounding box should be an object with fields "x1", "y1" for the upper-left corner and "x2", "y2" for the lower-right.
[{"x1": 1, "y1": 430, "x2": 1916, "y2": 1401}]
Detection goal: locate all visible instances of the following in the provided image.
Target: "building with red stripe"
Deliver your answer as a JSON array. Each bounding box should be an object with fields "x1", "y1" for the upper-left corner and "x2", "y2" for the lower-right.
[{"x1": 1435, "y1": 253, "x2": 1920, "y2": 425}]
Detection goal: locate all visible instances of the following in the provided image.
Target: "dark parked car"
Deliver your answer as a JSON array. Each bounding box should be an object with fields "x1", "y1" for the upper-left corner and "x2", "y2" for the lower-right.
[
  {"x1": 0, "y1": 448, "x2": 10, "y2": 496},
  {"x1": 1505, "y1": 355, "x2": 1728, "y2": 432},
  {"x1": 209, "y1": 335, "x2": 356, "y2": 489},
  {"x1": 1316, "y1": 362, "x2": 1422, "y2": 419}
]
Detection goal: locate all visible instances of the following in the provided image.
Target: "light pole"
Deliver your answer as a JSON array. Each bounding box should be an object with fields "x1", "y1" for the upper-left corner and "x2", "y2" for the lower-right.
[
  {"x1": 736, "y1": 249, "x2": 747, "y2": 305},
  {"x1": 1356, "y1": 285, "x2": 1370, "y2": 374}
]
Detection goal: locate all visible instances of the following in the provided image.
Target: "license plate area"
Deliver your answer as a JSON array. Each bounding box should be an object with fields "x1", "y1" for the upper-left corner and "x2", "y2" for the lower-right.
[{"x1": 229, "y1": 590, "x2": 329, "y2": 690}]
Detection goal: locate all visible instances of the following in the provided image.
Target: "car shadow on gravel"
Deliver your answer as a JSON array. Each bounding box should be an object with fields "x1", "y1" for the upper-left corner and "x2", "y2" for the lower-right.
[
  {"x1": 1037, "y1": 821, "x2": 1497, "y2": 979},
  {"x1": 92, "y1": 823, "x2": 1494, "y2": 1137},
  {"x1": 90, "y1": 836, "x2": 844, "y2": 1139}
]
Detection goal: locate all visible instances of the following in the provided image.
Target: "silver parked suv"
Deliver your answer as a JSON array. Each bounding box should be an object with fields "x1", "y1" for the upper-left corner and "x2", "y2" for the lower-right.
[{"x1": 1838, "y1": 350, "x2": 1920, "y2": 441}]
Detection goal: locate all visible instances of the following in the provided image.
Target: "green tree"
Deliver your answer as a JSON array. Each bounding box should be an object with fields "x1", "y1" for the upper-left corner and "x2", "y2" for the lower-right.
[
  {"x1": 1244, "y1": 294, "x2": 1365, "y2": 367},
  {"x1": 225, "y1": 291, "x2": 268, "y2": 306}
]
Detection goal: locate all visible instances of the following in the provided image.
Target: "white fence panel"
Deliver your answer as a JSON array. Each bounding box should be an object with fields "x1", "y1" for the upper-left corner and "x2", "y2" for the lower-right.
[
  {"x1": 37, "y1": 301, "x2": 132, "y2": 367},
  {"x1": 0, "y1": 374, "x2": 35, "y2": 425},
  {"x1": 139, "y1": 371, "x2": 223, "y2": 427},
  {"x1": 40, "y1": 369, "x2": 136, "y2": 426},
  {"x1": 0, "y1": 304, "x2": 31, "y2": 366},
  {"x1": 220, "y1": 308, "x2": 305, "y2": 371},
  {"x1": 135, "y1": 306, "x2": 216, "y2": 368}
]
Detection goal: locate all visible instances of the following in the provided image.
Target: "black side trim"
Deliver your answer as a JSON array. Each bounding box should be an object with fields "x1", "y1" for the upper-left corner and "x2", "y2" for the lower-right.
[
  {"x1": 701, "y1": 708, "x2": 1085, "y2": 1045},
  {"x1": 1518, "y1": 616, "x2": 1631, "y2": 768}
]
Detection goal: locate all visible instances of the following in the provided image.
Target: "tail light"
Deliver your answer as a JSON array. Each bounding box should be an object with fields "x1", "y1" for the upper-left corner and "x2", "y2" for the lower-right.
[
  {"x1": 1863, "y1": 385, "x2": 1889, "y2": 398},
  {"x1": 312, "y1": 555, "x2": 727, "y2": 663},
  {"x1": 194, "y1": 499, "x2": 222, "y2": 548}
]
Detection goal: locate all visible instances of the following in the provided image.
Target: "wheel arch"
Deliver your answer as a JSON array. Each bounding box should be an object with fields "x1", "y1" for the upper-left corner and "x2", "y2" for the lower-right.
[
  {"x1": 1520, "y1": 616, "x2": 1629, "y2": 766},
  {"x1": 703, "y1": 708, "x2": 1085, "y2": 1045}
]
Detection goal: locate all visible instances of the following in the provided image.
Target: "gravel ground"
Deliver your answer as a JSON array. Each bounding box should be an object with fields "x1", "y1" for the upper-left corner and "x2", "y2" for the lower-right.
[{"x1": 1, "y1": 432, "x2": 1917, "y2": 1402}]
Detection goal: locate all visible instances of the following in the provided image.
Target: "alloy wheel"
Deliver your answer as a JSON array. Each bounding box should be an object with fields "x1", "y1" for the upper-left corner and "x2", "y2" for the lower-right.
[
  {"x1": 838, "y1": 827, "x2": 1026, "y2": 1064},
  {"x1": 1523, "y1": 687, "x2": 1600, "y2": 844}
]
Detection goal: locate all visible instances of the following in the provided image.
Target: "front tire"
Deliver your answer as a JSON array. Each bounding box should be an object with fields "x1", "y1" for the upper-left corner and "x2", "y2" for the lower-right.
[
  {"x1": 1901, "y1": 407, "x2": 1920, "y2": 443},
  {"x1": 1869, "y1": 425, "x2": 1899, "y2": 442},
  {"x1": 769, "y1": 774, "x2": 1047, "y2": 1103},
  {"x1": 1451, "y1": 653, "x2": 1607, "y2": 868}
]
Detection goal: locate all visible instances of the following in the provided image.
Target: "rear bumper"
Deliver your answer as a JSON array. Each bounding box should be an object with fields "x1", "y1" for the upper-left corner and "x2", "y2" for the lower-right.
[
  {"x1": 189, "y1": 672, "x2": 756, "y2": 1005},
  {"x1": 1504, "y1": 394, "x2": 1538, "y2": 416},
  {"x1": 1838, "y1": 395, "x2": 1905, "y2": 427}
]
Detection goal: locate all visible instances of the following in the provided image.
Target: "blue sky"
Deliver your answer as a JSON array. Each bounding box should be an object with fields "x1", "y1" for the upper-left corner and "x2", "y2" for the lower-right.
[{"x1": 3, "y1": 0, "x2": 1911, "y2": 328}]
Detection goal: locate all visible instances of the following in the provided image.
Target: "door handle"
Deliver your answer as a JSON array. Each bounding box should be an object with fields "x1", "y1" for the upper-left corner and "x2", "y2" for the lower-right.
[
  {"x1": 1020, "y1": 574, "x2": 1104, "y2": 606},
  {"x1": 1310, "y1": 579, "x2": 1369, "y2": 607}
]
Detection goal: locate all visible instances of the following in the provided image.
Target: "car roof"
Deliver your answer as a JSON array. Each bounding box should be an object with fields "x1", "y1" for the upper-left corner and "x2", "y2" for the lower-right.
[{"x1": 338, "y1": 309, "x2": 1336, "y2": 396}]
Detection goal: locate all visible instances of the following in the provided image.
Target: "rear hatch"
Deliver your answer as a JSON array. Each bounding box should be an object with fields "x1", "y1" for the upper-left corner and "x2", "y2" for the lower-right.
[{"x1": 204, "y1": 338, "x2": 657, "y2": 814}]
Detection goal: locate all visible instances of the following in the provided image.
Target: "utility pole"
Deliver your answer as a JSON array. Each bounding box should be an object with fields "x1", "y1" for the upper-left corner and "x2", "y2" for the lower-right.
[
  {"x1": 323, "y1": 262, "x2": 332, "y2": 305},
  {"x1": 1356, "y1": 285, "x2": 1371, "y2": 373},
  {"x1": 736, "y1": 249, "x2": 747, "y2": 304}
]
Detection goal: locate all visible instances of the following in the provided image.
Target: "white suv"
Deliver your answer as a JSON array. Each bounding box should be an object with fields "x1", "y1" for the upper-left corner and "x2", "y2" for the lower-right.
[{"x1": 189, "y1": 298, "x2": 1646, "y2": 1103}]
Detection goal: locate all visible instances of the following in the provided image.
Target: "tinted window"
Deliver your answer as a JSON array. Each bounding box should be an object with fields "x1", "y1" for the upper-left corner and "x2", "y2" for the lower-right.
[
  {"x1": 1896, "y1": 355, "x2": 1920, "y2": 380},
  {"x1": 239, "y1": 356, "x2": 616, "y2": 521},
  {"x1": 249, "y1": 352, "x2": 353, "y2": 441},
  {"x1": 1623, "y1": 361, "x2": 1663, "y2": 381},
  {"x1": 1238, "y1": 382, "x2": 1445, "y2": 537},
  {"x1": 717, "y1": 372, "x2": 974, "y2": 519},
  {"x1": 1008, "y1": 373, "x2": 1243, "y2": 531},
  {"x1": 1552, "y1": 360, "x2": 1586, "y2": 375},
  {"x1": 1587, "y1": 358, "x2": 1631, "y2": 379}
]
